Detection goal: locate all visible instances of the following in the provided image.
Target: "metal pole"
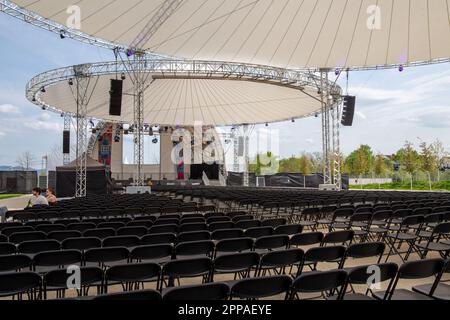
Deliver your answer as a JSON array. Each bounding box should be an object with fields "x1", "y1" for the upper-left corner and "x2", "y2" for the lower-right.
[
  {"x1": 243, "y1": 124, "x2": 249, "y2": 187},
  {"x1": 133, "y1": 53, "x2": 147, "y2": 186},
  {"x1": 63, "y1": 114, "x2": 71, "y2": 165},
  {"x1": 320, "y1": 70, "x2": 332, "y2": 185}
]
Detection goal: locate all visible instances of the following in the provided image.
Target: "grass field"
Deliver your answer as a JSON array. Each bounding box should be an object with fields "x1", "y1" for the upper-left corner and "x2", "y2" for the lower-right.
[
  {"x1": 0, "y1": 194, "x2": 24, "y2": 200},
  {"x1": 350, "y1": 180, "x2": 450, "y2": 192}
]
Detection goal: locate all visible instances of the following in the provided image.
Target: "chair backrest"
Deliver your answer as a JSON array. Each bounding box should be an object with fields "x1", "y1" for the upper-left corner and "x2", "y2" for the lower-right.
[
  {"x1": 97, "y1": 222, "x2": 126, "y2": 230},
  {"x1": 61, "y1": 237, "x2": 102, "y2": 251},
  {"x1": 177, "y1": 231, "x2": 211, "y2": 243},
  {"x1": 33, "y1": 250, "x2": 82, "y2": 268},
  {"x1": 175, "y1": 240, "x2": 215, "y2": 258},
  {"x1": 48, "y1": 230, "x2": 83, "y2": 242},
  {"x1": 244, "y1": 227, "x2": 274, "y2": 239},
  {"x1": 231, "y1": 275, "x2": 292, "y2": 300},
  {"x1": 398, "y1": 258, "x2": 445, "y2": 279},
  {"x1": 209, "y1": 222, "x2": 235, "y2": 232},
  {"x1": 103, "y1": 236, "x2": 141, "y2": 248},
  {"x1": 322, "y1": 230, "x2": 354, "y2": 245},
  {"x1": 211, "y1": 229, "x2": 244, "y2": 241},
  {"x1": 9, "y1": 231, "x2": 47, "y2": 244},
  {"x1": 141, "y1": 233, "x2": 176, "y2": 245},
  {"x1": 18, "y1": 240, "x2": 61, "y2": 254},
  {"x1": 213, "y1": 252, "x2": 260, "y2": 274},
  {"x1": 162, "y1": 257, "x2": 212, "y2": 280},
  {"x1": 303, "y1": 245, "x2": 346, "y2": 265},
  {"x1": 261, "y1": 218, "x2": 287, "y2": 228},
  {"x1": 163, "y1": 283, "x2": 229, "y2": 301},
  {"x1": 292, "y1": 269, "x2": 348, "y2": 299},
  {"x1": 259, "y1": 249, "x2": 304, "y2": 271},
  {"x1": 0, "y1": 242, "x2": 16, "y2": 255},
  {"x1": 1, "y1": 226, "x2": 34, "y2": 237},
  {"x1": 83, "y1": 228, "x2": 116, "y2": 239},
  {"x1": 117, "y1": 227, "x2": 148, "y2": 237},
  {"x1": 84, "y1": 247, "x2": 129, "y2": 264},
  {"x1": 0, "y1": 254, "x2": 32, "y2": 272},
  {"x1": 234, "y1": 220, "x2": 261, "y2": 230},
  {"x1": 130, "y1": 244, "x2": 173, "y2": 261},
  {"x1": 67, "y1": 223, "x2": 97, "y2": 233},
  {"x1": 290, "y1": 232, "x2": 324, "y2": 247},
  {"x1": 179, "y1": 223, "x2": 207, "y2": 233},
  {"x1": 215, "y1": 238, "x2": 254, "y2": 255},
  {"x1": 344, "y1": 242, "x2": 385, "y2": 261},
  {"x1": 0, "y1": 272, "x2": 42, "y2": 297},
  {"x1": 432, "y1": 222, "x2": 450, "y2": 236},
  {"x1": 35, "y1": 224, "x2": 66, "y2": 233},
  {"x1": 44, "y1": 266, "x2": 103, "y2": 288},
  {"x1": 149, "y1": 224, "x2": 179, "y2": 234},
  {"x1": 105, "y1": 262, "x2": 160, "y2": 284},
  {"x1": 254, "y1": 235, "x2": 290, "y2": 250},
  {"x1": 274, "y1": 224, "x2": 303, "y2": 236},
  {"x1": 347, "y1": 263, "x2": 398, "y2": 297}
]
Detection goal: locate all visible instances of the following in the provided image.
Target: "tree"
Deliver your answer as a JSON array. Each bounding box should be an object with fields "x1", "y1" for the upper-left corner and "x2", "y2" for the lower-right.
[
  {"x1": 279, "y1": 156, "x2": 300, "y2": 173},
  {"x1": 345, "y1": 145, "x2": 374, "y2": 176},
  {"x1": 420, "y1": 141, "x2": 438, "y2": 190},
  {"x1": 400, "y1": 141, "x2": 420, "y2": 189},
  {"x1": 432, "y1": 139, "x2": 449, "y2": 182},
  {"x1": 16, "y1": 151, "x2": 36, "y2": 171},
  {"x1": 298, "y1": 154, "x2": 312, "y2": 176},
  {"x1": 373, "y1": 153, "x2": 388, "y2": 177}
]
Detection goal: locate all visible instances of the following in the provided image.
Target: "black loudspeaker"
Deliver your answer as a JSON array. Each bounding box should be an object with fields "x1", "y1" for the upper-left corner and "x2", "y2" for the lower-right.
[
  {"x1": 109, "y1": 79, "x2": 123, "y2": 116},
  {"x1": 63, "y1": 130, "x2": 70, "y2": 154},
  {"x1": 341, "y1": 95, "x2": 356, "y2": 126}
]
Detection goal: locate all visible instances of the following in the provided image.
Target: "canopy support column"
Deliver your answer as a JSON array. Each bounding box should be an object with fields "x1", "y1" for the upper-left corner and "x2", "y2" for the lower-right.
[
  {"x1": 331, "y1": 97, "x2": 342, "y2": 190},
  {"x1": 320, "y1": 69, "x2": 332, "y2": 185},
  {"x1": 133, "y1": 53, "x2": 147, "y2": 186},
  {"x1": 73, "y1": 65, "x2": 91, "y2": 198},
  {"x1": 243, "y1": 124, "x2": 250, "y2": 187},
  {"x1": 63, "y1": 114, "x2": 71, "y2": 165}
]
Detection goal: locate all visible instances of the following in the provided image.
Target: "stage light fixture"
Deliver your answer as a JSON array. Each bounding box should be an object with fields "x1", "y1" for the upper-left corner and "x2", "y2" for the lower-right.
[
  {"x1": 399, "y1": 65, "x2": 404, "y2": 72},
  {"x1": 152, "y1": 137, "x2": 159, "y2": 144},
  {"x1": 41, "y1": 87, "x2": 46, "y2": 93},
  {"x1": 315, "y1": 113, "x2": 319, "y2": 118},
  {"x1": 124, "y1": 130, "x2": 129, "y2": 135},
  {"x1": 42, "y1": 106, "x2": 46, "y2": 110},
  {"x1": 126, "y1": 49, "x2": 134, "y2": 57},
  {"x1": 291, "y1": 118, "x2": 295, "y2": 123},
  {"x1": 114, "y1": 136, "x2": 121, "y2": 143},
  {"x1": 121, "y1": 73, "x2": 126, "y2": 80},
  {"x1": 265, "y1": 123, "x2": 269, "y2": 127},
  {"x1": 60, "y1": 113, "x2": 64, "y2": 117},
  {"x1": 335, "y1": 68, "x2": 341, "y2": 76},
  {"x1": 32, "y1": 97, "x2": 36, "y2": 102},
  {"x1": 68, "y1": 78, "x2": 73, "y2": 86},
  {"x1": 60, "y1": 30, "x2": 65, "y2": 39}
]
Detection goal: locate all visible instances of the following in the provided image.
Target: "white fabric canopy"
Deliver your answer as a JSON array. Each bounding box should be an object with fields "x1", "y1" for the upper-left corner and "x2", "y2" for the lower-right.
[
  {"x1": 10, "y1": 0, "x2": 450, "y2": 69},
  {"x1": 36, "y1": 75, "x2": 323, "y2": 126}
]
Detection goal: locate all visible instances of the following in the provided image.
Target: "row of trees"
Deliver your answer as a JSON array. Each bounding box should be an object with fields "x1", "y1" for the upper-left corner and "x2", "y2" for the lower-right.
[{"x1": 249, "y1": 139, "x2": 449, "y2": 183}]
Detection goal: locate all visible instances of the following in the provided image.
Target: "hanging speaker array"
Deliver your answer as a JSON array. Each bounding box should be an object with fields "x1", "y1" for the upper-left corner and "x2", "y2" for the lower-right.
[
  {"x1": 341, "y1": 95, "x2": 356, "y2": 127},
  {"x1": 109, "y1": 79, "x2": 123, "y2": 116}
]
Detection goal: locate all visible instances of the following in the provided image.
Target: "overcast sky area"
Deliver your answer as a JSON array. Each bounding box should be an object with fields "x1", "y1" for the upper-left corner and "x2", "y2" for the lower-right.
[{"x1": 1, "y1": 13, "x2": 450, "y2": 167}]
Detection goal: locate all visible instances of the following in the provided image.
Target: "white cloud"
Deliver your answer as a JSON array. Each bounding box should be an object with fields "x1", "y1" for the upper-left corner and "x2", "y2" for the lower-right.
[
  {"x1": 24, "y1": 120, "x2": 62, "y2": 132},
  {"x1": 38, "y1": 113, "x2": 51, "y2": 121},
  {"x1": 356, "y1": 111, "x2": 367, "y2": 120},
  {"x1": 0, "y1": 131, "x2": 5, "y2": 138},
  {"x1": 0, "y1": 104, "x2": 21, "y2": 114}
]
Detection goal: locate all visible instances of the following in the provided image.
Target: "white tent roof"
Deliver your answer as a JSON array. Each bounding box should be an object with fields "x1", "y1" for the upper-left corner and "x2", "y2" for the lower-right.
[
  {"x1": 9, "y1": 0, "x2": 450, "y2": 69},
  {"x1": 33, "y1": 73, "x2": 323, "y2": 126}
]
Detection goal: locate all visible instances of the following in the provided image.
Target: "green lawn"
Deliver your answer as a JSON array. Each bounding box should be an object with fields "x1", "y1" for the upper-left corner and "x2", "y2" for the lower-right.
[
  {"x1": 350, "y1": 181, "x2": 450, "y2": 192},
  {"x1": 0, "y1": 194, "x2": 24, "y2": 200}
]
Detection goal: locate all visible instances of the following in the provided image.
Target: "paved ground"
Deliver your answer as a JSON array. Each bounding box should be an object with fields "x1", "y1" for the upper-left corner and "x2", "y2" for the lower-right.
[{"x1": 0, "y1": 195, "x2": 31, "y2": 211}]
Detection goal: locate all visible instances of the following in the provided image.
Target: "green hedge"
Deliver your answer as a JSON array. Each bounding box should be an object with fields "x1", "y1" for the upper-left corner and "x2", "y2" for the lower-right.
[{"x1": 350, "y1": 181, "x2": 450, "y2": 191}]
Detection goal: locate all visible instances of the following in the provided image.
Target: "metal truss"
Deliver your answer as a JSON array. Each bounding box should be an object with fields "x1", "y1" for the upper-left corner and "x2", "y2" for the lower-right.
[
  {"x1": 87, "y1": 121, "x2": 109, "y2": 157},
  {"x1": 331, "y1": 99, "x2": 342, "y2": 190},
  {"x1": 242, "y1": 124, "x2": 250, "y2": 187},
  {"x1": 26, "y1": 59, "x2": 341, "y2": 124},
  {"x1": 320, "y1": 71, "x2": 332, "y2": 185},
  {"x1": 2, "y1": 0, "x2": 449, "y2": 72},
  {"x1": 73, "y1": 65, "x2": 92, "y2": 198},
  {"x1": 63, "y1": 114, "x2": 71, "y2": 165}
]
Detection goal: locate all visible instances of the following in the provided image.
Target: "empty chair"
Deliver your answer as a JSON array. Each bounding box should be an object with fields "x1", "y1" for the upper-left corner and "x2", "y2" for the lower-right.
[
  {"x1": 261, "y1": 218, "x2": 287, "y2": 228},
  {"x1": 180, "y1": 218, "x2": 205, "y2": 225},
  {"x1": 233, "y1": 215, "x2": 254, "y2": 223},
  {"x1": 104, "y1": 262, "x2": 161, "y2": 293},
  {"x1": 234, "y1": 220, "x2": 261, "y2": 230},
  {"x1": 254, "y1": 235, "x2": 290, "y2": 251},
  {"x1": 416, "y1": 222, "x2": 450, "y2": 259},
  {"x1": 33, "y1": 250, "x2": 82, "y2": 273},
  {"x1": 131, "y1": 244, "x2": 173, "y2": 263},
  {"x1": 149, "y1": 224, "x2": 178, "y2": 235},
  {"x1": 373, "y1": 258, "x2": 445, "y2": 300},
  {"x1": 35, "y1": 224, "x2": 66, "y2": 233},
  {"x1": 244, "y1": 227, "x2": 273, "y2": 239},
  {"x1": 48, "y1": 230, "x2": 82, "y2": 242},
  {"x1": 177, "y1": 231, "x2": 210, "y2": 243},
  {"x1": 290, "y1": 269, "x2": 348, "y2": 300},
  {"x1": 1, "y1": 226, "x2": 34, "y2": 237},
  {"x1": 0, "y1": 272, "x2": 42, "y2": 300},
  {"x1": 93, "y1": 289, "x2": 162, "y2": 301},
  {"x1": 103, "y1": 236, "x2": 140, "y2": 248},
  {"x1": 204, "y1": 212, "x2": 223, "y2": 219},
  {"x1": 274, "y1": 224, "x2": 303, "y2": 236},
  {"x1": 84, "y1": 247, "x2": 130, "y2": 269},
  {"x1": 0, "y1": 222, "x2": 23, "y2": 231},
  {"x1": 412, "y1": 259, "x2": 450, "y2": 300},
  {"x1": 211, "y1": 252, "x2": 260, "y2": 281},
  {"x1": 257, "y1": 249, "x2": 304, "y2": 277},
  {"x1": 160, "y1": 257, "x2": 212, "y2": 290},
  {"x1": 9, "y1": 231, "x2": 47, "y2": 244},
  {"x1": 301, "y1": 246, "x2": 346, "y2": 272},
  {"x1": 336, "y1": 263, "x2": 398, "y2": 300},
  {"x1": 211, "y1": 229, "x2": 244, "y2": 241},
  {"x1": 231, "y1": 275, "x2": 292, "y2": 300},
  {"x1": 67, "y1": 223, "x2": 97, "y2": 233},
  {"x1": 117, "y1": 227, "x2": 148, "y2": 237},
  {"x1": 97, "y1": 222, "x2": 126, "y2": 230},
  {"x1": 127, "y1": 220, "x2": 154, "y2": 229},
  {"x1": 0, "y1": 242, "x2": 16, "y2": 255},
  {"x1": 179, "y1": 223, "x2": 207, "y2": 233},
  {"x1": 154, "y1": 218, "x2": 179, "y2": 226},
  {"x1": 163, "y1": 283, "x2": 229, "y2": 301},
  {"x1": 206, "y1": 217, "x2": 230, "y2": 225},
  {"x1": 322, "y1": 230, "x2": 354, "y2": 246},
  {"x1": 214, "y1": 238, "x2": 254, "y2": 258},
  {"x1": 18, "y1": 240, "x2": 61, "y2": 256},
  {"x1": 209, "y1": 222, "x2": 235, "y2": 232},
  {"x1": 175, "y1": 241, "x2": 215, "y2": 258},
  {"x1": 0, "y1": 254, "x2": 32, "y2": 273},
  {"x1": 341, "y1": 242, "x2": 386, "y2": 268},
  {"x1": 83, "y1": 228, "x2": 116, "y2": 240},
  {"x1": 290, "y1": 232, "x2": 324, "y2": 248},
  {"x1": 43, "y1": 267, "x2": 103, "y2": 299},
  {"x1": 62, "y1": 237, "x2": 102, "y2": 252},
  {"x1": 141, "y1": 233, "x2": 176, "y2": 245}
]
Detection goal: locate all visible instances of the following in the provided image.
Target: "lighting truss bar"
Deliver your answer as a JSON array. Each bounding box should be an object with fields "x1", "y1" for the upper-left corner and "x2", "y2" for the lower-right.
[
  {"x1": 87, "y1": 121, "x2": 109, "y2": 157},
  {"x1": 26, "y1": 59, "x2": 342, "y2": 125}
]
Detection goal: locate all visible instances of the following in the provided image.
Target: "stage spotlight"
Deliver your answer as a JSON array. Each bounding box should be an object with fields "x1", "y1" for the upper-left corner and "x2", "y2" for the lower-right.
[
  {"x1": 291, "y1": 118, "x2": 295, "y2": 123},
  {"x1": 317, "y1": 89, "x2": 322, "y2": 95},
  {"x1": 114, "y1": 136, "x2": 121, "y2": 143},
  {"x1": 121, "y1": 73, "x2": 126, "y2": 80},
  {"x1": 335, "y1": 68, "x2": 341, "y2": 76},
  {"x1": 92, "y1": 129, "x2": 97, "y2": 134},
  {"x1": 60, "y1": 30, "x2": 66, "y2": 39},
  {"x1": 41, "y1": 87, "x2": 46, "y2": 93},
  {"x1": 315, "y1": 113, "x2": 319, "y2": 118},
  {"x1": 152, "y1": 137, "x2": 159, "y2": 144},
  {"x1": 124, "y1": 130, "x2": 129, "y2": 135},
  {"x1": 42, "y1": 106, "x2": 46, "y2": 110},
  {"x1": 60, "y1": 113, "x2": 64, "y2": 117},
  {"x1": 265, "y1": 123, "x2": 269, "y2": 127},
  {"x1": 32, "y1": 97, "x2": 36, "y2": 102},
  {"x1": 126, "y1": 49, "x2": 134, "y2": 57},
  {"x1": 399, "y1": 65, "x2": 404, "y2": 72},
  {"x1": 68, "y1": 78, "x2": 73, "y2": 86}
]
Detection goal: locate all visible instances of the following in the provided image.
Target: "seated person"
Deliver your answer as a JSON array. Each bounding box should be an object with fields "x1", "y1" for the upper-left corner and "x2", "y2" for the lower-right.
[
  {"x1": 46, "y1": 187, "x2": 57, "y2": 205},
  {"x1": 28, "y1": 187, "x2": 49, "y2": 207}
]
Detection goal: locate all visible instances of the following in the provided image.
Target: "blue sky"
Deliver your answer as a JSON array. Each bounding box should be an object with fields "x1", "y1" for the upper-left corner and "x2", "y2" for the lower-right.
[{"x1": 1, "y1": 13, "x2": 450, "y2": 168}]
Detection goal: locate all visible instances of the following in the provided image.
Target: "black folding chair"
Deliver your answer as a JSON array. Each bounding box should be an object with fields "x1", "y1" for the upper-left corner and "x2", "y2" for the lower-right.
[
  {"x1": 18, "y1": 240, "x2": 61, "y2": 257},
  {"x1": 301, "y1": 246, "x2": 346, "y2": 272},
  {"x1": 0, "y1": 254, "x2": 32, "y2": 273},
  {"x1": 373, "y1": 258, "x2": 445, "y2": 300},
  {"x1": 177, "y1": 231, "x2": 211, "y2": 243},
  {"x1": 0, "y1": 242, "x2": 16, "y2": 255},
  {"x1": 416, "y1": 222, "x2": 450, "y2": 259},
  {"x1": 61, "y1": 237, "x2": 102, "y2": 252},
  {"x1": 160, "y1": 257, "x2": 212, "y2": 290},
  {"x1": 130, "y1": 244, "x2": 173, "y2": 264},
  {"x1": 83, "y1": 228, "x2": 116, "y2": 239},
  {"x1": 0, "y1": 272, "x2": 42, "y2": 300},
  {"x1": 212, "y1": 252, "x2": 260, "y2": 281},
  {"x1": 290, "y1": 269, "x2": 348, "y2": 300},
  {"x1": 290, "y1": 232, "x2": 324, "y2": 248},
  {"x1": 104, "y1": 262, "x2": 161, "y2": 293},
  {"x1": 141, "y1": 233, "x2": 176, "y2": 245},
  {"x1": 174, "y1": 241, "x2": 215, "y2": 259},
  {"x1": 84, "y1": 247, "x2": 130, "y2": 269},
  {"x1": 214, "y1": 238, "x2": 254, "y2": 258},
  {"x1": 230, "y1": 275, "x2": 292, "y2": 300},
  {"x1": 92, "y1": 289, "x2": 162, "y2": 301},
  {"x1": 33, "y1": 250, "x2": 82, "y2": 273},
  {"x1": 412, "y1": 259, "x2": 450, "y2": 300},
  {"x1": 257, "y1": 248, "x2": 304, "y2": 277},
  {"x1": 103, "y1": 236, "x2": 140, "y2": 248}
]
